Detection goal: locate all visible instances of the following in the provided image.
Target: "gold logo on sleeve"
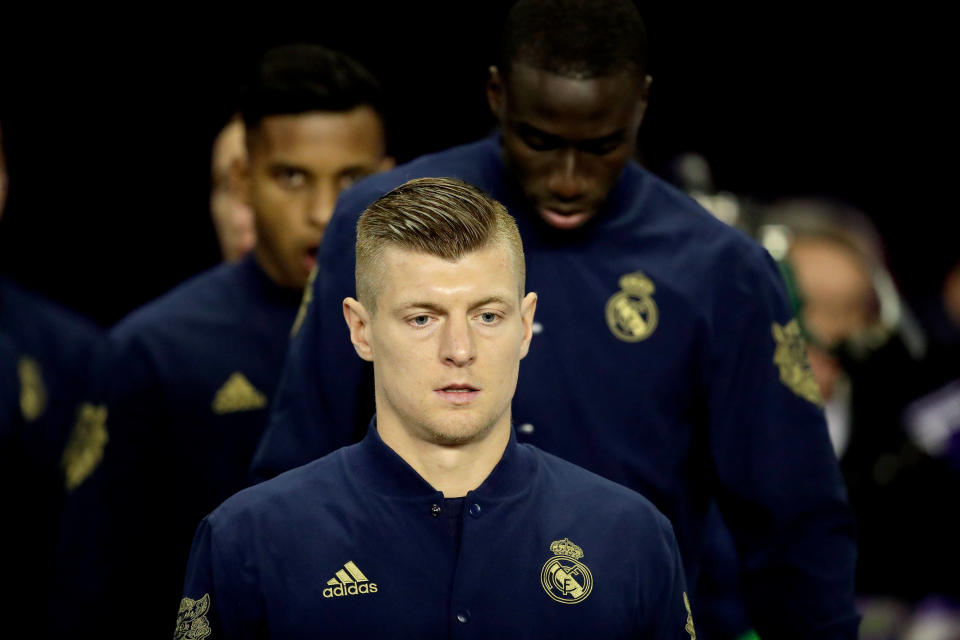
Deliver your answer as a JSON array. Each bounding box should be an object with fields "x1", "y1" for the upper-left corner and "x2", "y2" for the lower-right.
[
  {"x1": 174, "y1": 593, "x2": 212, "y2": 640},
  {"x1": 772, "y1": 320, "x2": 823, "y2": 407},
  {"x1": 683, "y1": 591, "x2": 697, "y2": 639},
  {"x1": 212, "y1": 372, "x2": 267, "y2": 414},
  {"x1": 606, "y1": 272, "x2": 658, "y2": 342},
  {"x1": 541, "y1": 538, "x2": 593, "y2": 604},
  {"x1": 17, "y1": 356, "x2": 47, "y2": 422},
  {"x1": 61, "y1": 403, "x2": 109, "y2": 492}
]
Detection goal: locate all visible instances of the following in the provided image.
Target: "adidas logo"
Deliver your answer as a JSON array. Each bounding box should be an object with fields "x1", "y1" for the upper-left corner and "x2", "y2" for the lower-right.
[
  {"x1": 211, "y1": 372, "x2": 267, "y2": 414},
  {"x1": 322, "y1": 561, "x2": 378, "y2": 598}
]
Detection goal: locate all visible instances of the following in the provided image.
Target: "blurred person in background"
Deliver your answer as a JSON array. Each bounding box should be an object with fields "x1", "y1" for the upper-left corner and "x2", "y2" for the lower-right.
[
  {"x1": 0, "y1": 117, "x2": 104, "y2": 635},
  {"x1": 51, "y1": 44, "x2": 393, "y2": 639},
  {"x1": 756, "y1": 198, "x2": 960, "y2": 640},
  {"x1": 210, "y1": 115, "x2": 256, "y2": 262},
  {"x1": 252, "y1": 2, "x2": 859, "y2": 638}
]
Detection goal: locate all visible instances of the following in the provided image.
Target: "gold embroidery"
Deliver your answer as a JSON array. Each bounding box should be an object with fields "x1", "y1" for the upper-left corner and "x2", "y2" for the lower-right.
[
  {"x1": 174, "y1": 593, "x2": 212, "y2": 640},
  {"x1": 61, "y1": 403, "x2": 108, "y2": 491},
  {"x1": 17, "y1": 356, "x2": 47, "y2": 422},
  {"x1": 683, "y1": 592, "x2": 696, "y2": 639},
  {"x1": 605, "y1": 271, "x2": 658, "y2": 342},
  {"x1": 290, "y1": 265, "x2": 317, "y2": 337},
  {"x1": 212, "y1": 372, "x2": 267, "y2": 414},
  {"x1": 323, "y1": 560, "x2": 379, "y2": 597},
  {"x1": 772, "y1": 320, "x2": 823, "y2": 407},
  {"x1": 540, "y1": 537, "x2": 593, "y2": 604}
]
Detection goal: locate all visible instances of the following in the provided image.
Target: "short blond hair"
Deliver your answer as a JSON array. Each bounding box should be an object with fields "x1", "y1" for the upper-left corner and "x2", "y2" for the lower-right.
[{"x1": 355, "y1": 177, "x2": 525, "y2": 311}]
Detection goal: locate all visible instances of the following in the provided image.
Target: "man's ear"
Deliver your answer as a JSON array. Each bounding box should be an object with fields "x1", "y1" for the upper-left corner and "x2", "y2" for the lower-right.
[
  {"x1": 343, "y1": 297, "x2": 374, "y2": 362},
  {"x1": 486, "y1": 65, "x2": 505, "y2": 119},
  {"x1": 518, "y1": 292, "x2": 538, "y2": 360}
]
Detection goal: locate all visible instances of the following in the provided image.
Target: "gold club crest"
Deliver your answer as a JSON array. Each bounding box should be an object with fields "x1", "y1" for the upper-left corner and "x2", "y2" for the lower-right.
[
  {"x1": 606, "y1": 271, "x2": 658, "y2": 342},
  {"x1": 772, "y1": 319, "x2": 823, "y2": 407},
  {"x1": 61, "y1": 403, "x2": 109, "y2": 492},
  {"x1": 174, "y1": 593, "x2": 212, "y2": 640},
  {"x1": 540, "y1": 537, "x2": 593, "y2": 604},
  {"x1": 17, "y1": 356, "x2": 47, "y2": 422}
]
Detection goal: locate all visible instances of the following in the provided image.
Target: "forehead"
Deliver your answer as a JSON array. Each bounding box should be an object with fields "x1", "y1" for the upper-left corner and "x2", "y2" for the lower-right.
[
  {"x1": 249, "y1": 107, "x2": 385, "y2": 162},
  {"x1": 503, "y1": 63, "x2": 645, "y2": 138},
  {"x1": 790, "y1": 237, "x2": 872, "y2": 296},
  {"x1": 378, "y1": 244, "x2": 521, "y2": 306}
]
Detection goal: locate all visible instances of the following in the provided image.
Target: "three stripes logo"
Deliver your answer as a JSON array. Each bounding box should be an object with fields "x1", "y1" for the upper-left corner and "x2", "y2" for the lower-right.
[{"x1": 322, "y1": 561, "x2": 378, "y2": 598}]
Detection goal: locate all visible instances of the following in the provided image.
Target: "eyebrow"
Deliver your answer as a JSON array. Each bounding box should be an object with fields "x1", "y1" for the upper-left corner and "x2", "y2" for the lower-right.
[
  {"x1": 267, "y1": 160, "x2": 312, "y2": 172},
  {"x1": 394, "y1": 296, "x2": 515, "y2": 314},
  {"x1": 516, "y1": 122, "x2": 627, "y2": 147}
]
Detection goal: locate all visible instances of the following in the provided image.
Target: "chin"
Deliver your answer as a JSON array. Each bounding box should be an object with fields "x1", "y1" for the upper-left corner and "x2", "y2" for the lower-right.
[{"x1": 422, "y1": 415, "x2": 496, "y2": 447}]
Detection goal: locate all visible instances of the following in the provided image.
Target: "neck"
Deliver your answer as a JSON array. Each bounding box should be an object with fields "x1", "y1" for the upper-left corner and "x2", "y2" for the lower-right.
[
  {"x1": 376, "y1": 412, "x2": 511, "y2": 498},
  {"x1": 252, "y1": 248, "x2": 299, "y2": 292}
]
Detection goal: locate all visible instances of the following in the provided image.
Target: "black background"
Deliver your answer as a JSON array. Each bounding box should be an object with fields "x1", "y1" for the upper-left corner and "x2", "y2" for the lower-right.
[{"x1": 0, "y1": 5, "x2": 951, "y2": 327}]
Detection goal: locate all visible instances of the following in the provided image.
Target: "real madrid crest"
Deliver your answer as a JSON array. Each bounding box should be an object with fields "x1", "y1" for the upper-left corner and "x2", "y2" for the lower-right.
[
  {"x1": 606, "y1": 271, "x2": 658, "y2": 342},
  {"x1": 174, "y1": 593, "x2": 212, "y2": 640},
  {"x1": 541, "y1": 537, "x2": 593, "y2": 604},
  {"x1": 772, "y1": 319, "x2": 823, "y2": 407}
]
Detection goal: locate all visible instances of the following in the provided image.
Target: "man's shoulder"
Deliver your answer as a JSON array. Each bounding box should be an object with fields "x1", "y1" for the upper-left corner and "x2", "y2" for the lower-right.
[
  {"x1": 0, "y1": 278, "x2": 103, "y2": 371},
  {"x1": 526, "y1": 444, "x2": 672, "y2": 530},
  {"x1": 0, "y1": 277, "x2": 101, "y2": 344},
  {"x1": 110, "y1": 262, "x2": 239, "y2": 341},
  {"x1": 627, "y1": 164, "x2": 762, "y2": 255},
  {"x1": 334, "y1": 138, "x2": 502, "y2": 223},
  {"x1": 208, "y1": 445, "x2": 354, "y2": 530},
  {"x1": 616, "y1": 165, "x2": 780, "y2": 295}
]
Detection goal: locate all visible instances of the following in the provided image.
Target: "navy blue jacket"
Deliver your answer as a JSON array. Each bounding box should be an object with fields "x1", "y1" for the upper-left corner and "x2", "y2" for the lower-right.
[
  {"x1": 0, "y1": 332, "x2": 19, "y2": 442},
  {"x1": 54, "y1": 255, "x2": 300, "y2": 638},
  {"x1": 0, "y1": 278, "x2": 104, "y2": 636},
  {"x1": 251, "y1": 136, "x2": 859, "y2": 638},
  {"x1": 181, "y1": 423, "x2": 694, "y2": 639}
]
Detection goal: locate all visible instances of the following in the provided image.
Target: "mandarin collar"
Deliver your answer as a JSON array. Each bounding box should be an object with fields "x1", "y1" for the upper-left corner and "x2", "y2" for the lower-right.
[
  {"x1": 242, "y1": 254, "x2": 303, "y2": 307},
  {"x1": 348, "y1": 416, "x2": 535, "y2": 503}
]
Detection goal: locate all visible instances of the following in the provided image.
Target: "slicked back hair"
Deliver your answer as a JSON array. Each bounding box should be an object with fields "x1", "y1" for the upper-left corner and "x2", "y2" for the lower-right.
[
  {"x1": 239, "y1": 43, "x2": 385, "y2": 132},
  {"x1": 499, "y1": 0, "x2": 648, "y2": 79},
  {"x1": 355, "y1": 178, "x2": 525, "y2": 312}
]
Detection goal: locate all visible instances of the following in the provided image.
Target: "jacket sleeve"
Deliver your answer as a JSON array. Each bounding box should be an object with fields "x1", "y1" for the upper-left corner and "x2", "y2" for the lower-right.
[
  {"x1": 640, "y1": 513, "x2": 695, "y2": 639},
  {"x1": 706, "y1": 244, "x2": 859, "y2": 639},
  {"x1": 249, "y1": 184, "x2": 382, "y2": 483},
  {"x1": 176, "y1": 517, "x2": 263, "y2": 640}
]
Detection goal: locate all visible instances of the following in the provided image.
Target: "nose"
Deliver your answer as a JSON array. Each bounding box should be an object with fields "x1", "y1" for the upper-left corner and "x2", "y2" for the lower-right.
[
  {"x1": 547, "y1": 149, "x2": 586, "y2": 202},
  {"x1": 308, "y1": 181, "x2": 339, "y2": 229},
  {"x1": 439, "y1": 316, "x2": 476, "y2": 367}
]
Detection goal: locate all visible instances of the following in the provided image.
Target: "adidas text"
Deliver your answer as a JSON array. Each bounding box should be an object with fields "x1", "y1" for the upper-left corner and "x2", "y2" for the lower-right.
[{"x1": 322, "y1": 583, "x2": 378, "y2": 598}]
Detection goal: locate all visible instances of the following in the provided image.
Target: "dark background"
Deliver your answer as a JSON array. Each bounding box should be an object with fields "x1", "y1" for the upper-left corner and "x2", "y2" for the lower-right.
[{"x1": 0, "y1": 5, "x2": 951, "y2": 327}]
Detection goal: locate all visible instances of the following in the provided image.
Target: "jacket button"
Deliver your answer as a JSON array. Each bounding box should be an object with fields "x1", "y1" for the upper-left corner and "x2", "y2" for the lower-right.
[
  {"x1": 430, "y1": 504, "x2": 441, "y2": 517},
  {"x1": 456, "y1": 609, "x2": 471, "y2": 624},
  {"x1": 469, "y1": 503, "x2": 482, "y2": 517}
]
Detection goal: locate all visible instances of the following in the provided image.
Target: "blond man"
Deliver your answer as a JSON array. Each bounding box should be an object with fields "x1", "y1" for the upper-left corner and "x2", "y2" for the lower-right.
[{"x1": 177, "y1": 178, "x2": 694, "y2": 639}]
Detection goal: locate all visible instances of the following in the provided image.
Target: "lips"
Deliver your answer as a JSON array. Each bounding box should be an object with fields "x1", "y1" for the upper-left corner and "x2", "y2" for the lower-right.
[
  {"x1": 434, "y1": 383, "x2": 480, "y2": 406},
  {"x1": 540, "y1": 207, "x2": 591, "y2": 230}
]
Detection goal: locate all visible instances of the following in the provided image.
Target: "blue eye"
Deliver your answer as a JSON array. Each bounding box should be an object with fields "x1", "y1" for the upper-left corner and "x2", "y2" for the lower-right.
[
  {"x1": 411, "y1": 315, "x2": 431, "y2": 326},
  {"x1": 480, "y1": 312, "x2": 498, "y2": 323}
]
